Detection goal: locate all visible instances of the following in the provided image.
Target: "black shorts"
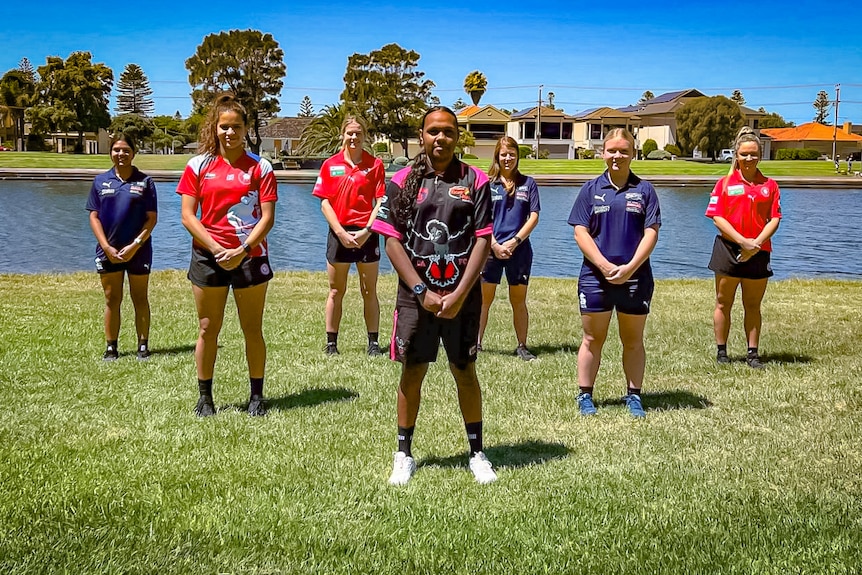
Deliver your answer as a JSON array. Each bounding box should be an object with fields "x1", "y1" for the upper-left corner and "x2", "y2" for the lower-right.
[
  {"x1": 708, "y1": 235, "x2": 774, "y2": 279},
  {"x1": 187, "y1": 246, "x2": 273, "y2": 288},
  {"x1": 391, "y1": 282, "x2": 481, "y2": 365},
  {"x1": 94, "y1": 242, "x2": 152, "y2": 275},
  {"x1": 326, "y1": 227, "x2": 381, "y2": 265},
  {"x1": 577, "y1": 271, "x2": 654, "y2": 315},
  {"x1": 481, "y1": 241, "x2": 533, "y2": 286}
]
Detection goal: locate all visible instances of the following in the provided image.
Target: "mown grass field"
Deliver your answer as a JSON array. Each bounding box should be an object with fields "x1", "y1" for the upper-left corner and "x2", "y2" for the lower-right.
[
  {"x1": 0, "y1": 151, "x2": 855, "y2": 177},
  {"x1": 0, "y1": 271, "x2": 860, "y2": 574}
]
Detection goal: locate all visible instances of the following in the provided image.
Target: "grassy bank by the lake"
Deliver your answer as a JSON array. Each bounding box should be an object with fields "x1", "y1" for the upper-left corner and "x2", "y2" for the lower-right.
[
  {"x1": 0, "y1": 151, "x2": 858, "y2": 177},
  {"x1": 1, "y1": 271, "x2": 860, "y2": 574}
]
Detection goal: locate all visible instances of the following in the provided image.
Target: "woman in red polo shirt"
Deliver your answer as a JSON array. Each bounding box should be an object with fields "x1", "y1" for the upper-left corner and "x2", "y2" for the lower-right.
[
  {"x1": 312, "y1": 115, "x2": 386, "y2": 356},
  {"x1": 706, "y1": 126, "x2": 782, "y2": 368}
]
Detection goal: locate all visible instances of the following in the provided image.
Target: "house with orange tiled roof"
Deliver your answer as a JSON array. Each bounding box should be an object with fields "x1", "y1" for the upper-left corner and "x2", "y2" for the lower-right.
[
  {"x1": 455, "y1": 104, "x2": 510, "y2": 159},
  {"x1": 760, "y1": 122, "x2": 862, "y2": 159}
]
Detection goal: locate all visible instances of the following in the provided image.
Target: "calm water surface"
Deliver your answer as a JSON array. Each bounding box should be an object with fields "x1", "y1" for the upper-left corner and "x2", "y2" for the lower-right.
[{"x1": 2, "y1": 180, "x2": 861, "y2": 280}]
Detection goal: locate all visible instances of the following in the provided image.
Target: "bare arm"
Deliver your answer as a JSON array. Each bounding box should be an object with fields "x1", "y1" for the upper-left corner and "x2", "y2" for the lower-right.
[
  {"x1": 117, "y1": 211, "x2": 158, "y2": 260},
  {"x1": 499, "y1": 211, "x2": 539, "y2": 256},
  {"x1": 215, "y1": 201, "x2": 276, "y2": 270},
  {"x1": 385, "y1": 236, "x2": 442, "y2": 313},
  {"x1": 89, "y1": 211, "x2": 122, "y2": 263},
  {"x1": 180, "y1": 194, "x2": 224, "y2": 255},
  {"x1": 320, "y1": 198, "x2": 359, "y2": 249},
  {"x1": 574, "y1": 225, "x2": 615, "y2": 277}
]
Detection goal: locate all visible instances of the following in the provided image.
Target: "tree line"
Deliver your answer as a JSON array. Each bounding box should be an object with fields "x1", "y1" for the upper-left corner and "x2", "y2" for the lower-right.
[{"x1": 0, "y1": 29, "x2": 820, "y2": 157}]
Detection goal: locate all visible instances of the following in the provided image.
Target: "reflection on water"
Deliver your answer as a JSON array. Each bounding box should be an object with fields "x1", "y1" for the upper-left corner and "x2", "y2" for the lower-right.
[{"x1": 2, "y1": 180, "x2": 861, "y2": 280}]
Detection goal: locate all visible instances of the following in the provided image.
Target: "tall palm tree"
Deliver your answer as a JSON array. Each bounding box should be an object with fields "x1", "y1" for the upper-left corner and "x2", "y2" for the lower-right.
[
  {"x1": 0, "y1": 70, "x2": 36, "y2": 150},
  {"x1": 296, "y1": 103, "x2": 363, "y2": 157}
]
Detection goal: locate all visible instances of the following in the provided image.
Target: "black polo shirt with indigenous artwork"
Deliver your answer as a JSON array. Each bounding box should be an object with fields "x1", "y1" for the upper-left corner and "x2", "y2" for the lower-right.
[{"x1": 372, "y1": 158, "x2": 492, "y2": 294}]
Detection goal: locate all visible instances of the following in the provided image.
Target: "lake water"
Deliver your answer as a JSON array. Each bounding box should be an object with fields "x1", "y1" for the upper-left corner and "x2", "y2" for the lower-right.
[{"x1": 2, "y1": 180, "x2": 861, "y2": 280}]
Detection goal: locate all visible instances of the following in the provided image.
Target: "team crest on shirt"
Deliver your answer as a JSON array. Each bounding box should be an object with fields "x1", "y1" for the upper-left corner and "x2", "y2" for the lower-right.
[
  {"x1": 761, "y1": 187, "x2": 769, "y2": 197},
  {"x1": 449, "y1": 186, "x2": 472, "y2": 202},
  {"x1": 130, "y1": 183, "x2": 144, "y2": 195},
  {"x1": 240, "y1": 172, "x2": 252, "y2": 185},
  {"x1": 416, "y1": 187, "x2": 429, "y2": 204},
  {"x1": 406, "y1": 219, "x2": 471, "y2": 289}
]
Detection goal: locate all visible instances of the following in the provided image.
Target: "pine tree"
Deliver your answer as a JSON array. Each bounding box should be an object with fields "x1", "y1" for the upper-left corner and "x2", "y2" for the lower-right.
[
  {"x1": 731, "y1": 90, "x2": 746, "y2": 106},
  {"x1": 116, "y1": 64, "x2": 154, "y2": 116},
  {"x1": 298, "y1": 95, "x2": 314, "y2": 117},
  {"x1": 18, "y1": 57, "x2": 36, "y2": 83},
  {"x1": 812, "y1": 90, "x2": 831, "y2": 125}
]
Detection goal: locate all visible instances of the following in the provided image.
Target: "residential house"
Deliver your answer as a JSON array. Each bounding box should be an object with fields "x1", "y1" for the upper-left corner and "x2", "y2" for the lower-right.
[
  {"x1": 258, "y1": 117, "x2": 313, "y2": 157},
  {"x1": 509, "y1": 106, "x2": 577, "y2": 159},
  {"x1": 455, "y1": 104, "x2": 510, "y2": 159},
  {"x1": 760, "y1": 122, "x2": 862, "y2": 160},
  {"x1": 571, "y1": 107, "x2": 639, "y2": 155}
]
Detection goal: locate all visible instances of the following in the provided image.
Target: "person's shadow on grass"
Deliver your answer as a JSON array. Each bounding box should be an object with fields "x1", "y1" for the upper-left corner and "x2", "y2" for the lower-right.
[
  {"x1": 265, "y1": 387, "x2": 359, "y2": 410},
  {"x1": 418, "y1": 440, "x2": 570, "y2": 470},
  {"x1": 596, "y1": 389, "x2": 712, "y2": 411}
]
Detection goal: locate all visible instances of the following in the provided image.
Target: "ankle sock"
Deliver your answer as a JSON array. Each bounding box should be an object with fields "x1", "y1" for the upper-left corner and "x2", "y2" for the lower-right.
[
  {"x1": 198, "y1": 378, "x2": 213, "y2": 397},
  {"x1": 397, "y1": 426, "x2": 414, "y2": 457},
  {"x1": 465, "y1": 421, "x2": 483, "y2": 456}
]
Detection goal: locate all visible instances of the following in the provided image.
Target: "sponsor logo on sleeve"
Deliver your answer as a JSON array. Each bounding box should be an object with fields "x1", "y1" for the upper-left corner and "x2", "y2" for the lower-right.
[{"x1": 709, "y1": 196, "x2": 719, "y2": 205}]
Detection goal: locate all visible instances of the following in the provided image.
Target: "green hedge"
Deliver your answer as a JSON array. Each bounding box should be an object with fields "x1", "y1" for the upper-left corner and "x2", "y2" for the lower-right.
[
  {"x1": 642, "y1": 139, "x2": 658, "y2": 156},
  {"x1": 518, "y1": 145, "x2": 532, "y2": 159},
  {"x1": 664, "y1": 144, "x2": 681, "y2": 156},
  {"x1": 775, "y1": 148, "x2": 821, "y2": 160}
]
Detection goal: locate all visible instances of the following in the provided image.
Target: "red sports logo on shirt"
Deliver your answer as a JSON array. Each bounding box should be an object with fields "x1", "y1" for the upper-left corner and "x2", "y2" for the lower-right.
[{"x1": 449, "y1": 186, "x2": 471, "y2": 201}]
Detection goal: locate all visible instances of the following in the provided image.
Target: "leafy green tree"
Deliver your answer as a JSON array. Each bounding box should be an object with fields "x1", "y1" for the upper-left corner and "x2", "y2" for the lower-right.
[
  {"x1": 1, "y1": 69, "x2": 37, "y2": 150},
  {"x1": 296, "y1": 103, "x2": 356, "y2": 157},
  {"x1": 638, "y1": 90, "x2": 655, "y2": 104},
  {"x1": 149, "y1": 114, "x2": 189, "y2": 153},
  {"x1": 642, "y1": 138, "x2": 658, "y2": 156},
  {"x1": 463, "y1": 70, "x2": 488, "y2": 105},
  {"x1": 675, "y1": 95, "x2": 745, "y2": 159},
  {"x1": 456, "y1": 130, "x2": 475, "y2": 156},
  {"x1": 27, "y1": 52, "x2": 113, "y2": 153},
  {"x1": 109, "y1": 113, "x2": 155, "y2": 148},
  {"x1": 116, "y1": 64, "x2": 154, "y2": 116},
  {"x1": 341, "y1": 43, "x2": 435, "y2": 156},
  {"x1": 452, "y1": 97, "x2": 467, "y2": 111},
  {"x1": 186, "y1": 29, "x2": 286, "y2": 153},
  {"x1": 731, "y1": 89, "x2": 746, "y2": 106},
  {"x1": 757, "y1": 107, "x2": 795, "y2": 128},
  {"x1": 813, "y1": 90, "x2": 831, "y2": 124},
  {"x1": 298, "y1": 95, "x2": 314, "y2": 117}
]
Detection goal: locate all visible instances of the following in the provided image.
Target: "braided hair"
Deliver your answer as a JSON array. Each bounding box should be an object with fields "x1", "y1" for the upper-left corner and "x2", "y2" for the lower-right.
[{"x1": 391, "y1": 106, "x2": 459, "y2": 233}]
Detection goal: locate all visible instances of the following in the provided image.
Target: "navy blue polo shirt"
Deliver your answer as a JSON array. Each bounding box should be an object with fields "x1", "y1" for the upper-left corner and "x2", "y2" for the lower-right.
[
  {"x1": 490, "y1": 174, "x2": 541, "y2": 243},
  {"x1": 86, "y1": 167, "x2": 158, "y2": 258},
  {"x1": 567, "y1": 171, "x2": 661, "y2": 278}
]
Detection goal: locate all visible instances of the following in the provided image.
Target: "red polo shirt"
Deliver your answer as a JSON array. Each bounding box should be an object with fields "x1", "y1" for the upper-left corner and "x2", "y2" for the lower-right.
[{"x1": 705, "y1": 169, "x2": 781, "y2": 252}]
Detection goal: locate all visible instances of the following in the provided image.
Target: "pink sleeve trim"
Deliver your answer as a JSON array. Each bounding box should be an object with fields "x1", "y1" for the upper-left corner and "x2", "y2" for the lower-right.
[
  {"x1": 476, "y1": 224, "x2": 493, "y2": 237},
  {"x1": 371, "y1": 220, "x2": 402, "y2": 240}
]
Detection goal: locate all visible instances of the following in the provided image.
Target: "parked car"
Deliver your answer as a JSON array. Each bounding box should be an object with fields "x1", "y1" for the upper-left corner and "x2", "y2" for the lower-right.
[
  {"x1": 0, "y1": 145, "x2": 12, "y2": 151},
  {"x1": 719, "y1": 149, "x2": 734, "y2": 162},
  {"x1": 646, "y1": 149, "x2": 673, "y2": 160}
]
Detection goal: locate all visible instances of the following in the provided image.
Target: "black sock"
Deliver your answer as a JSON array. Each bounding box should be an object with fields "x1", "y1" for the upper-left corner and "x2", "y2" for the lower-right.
[
  {"x1": 579, "y1": 386, "x2": 594, "y2": 396},
  {"x1": 106, "y1": 340, "x2": 118, "y2": 350},
  {"x1": 748, "y1": 347, "x2": 758, "y2": 357},
  {"x1": 397, "y1": 426, "x2": 414, "y2": 457},
  {"x1": 327, "y1": 332, "x2": 338, "y2": 345},
  {"x1": 628, "y1": 387, "x2": 641, "y2": 396},
  {"x1": 465, "y1": 421, "x2": 483, "y2": 456},
  {"x1": 250, "y1": 377, "x2": 264, "y2": 397},
  {"x1": 198, "y1": 378, "x2": 213, "y2": 397},
  {"x1": 368, "y1": 332, "x2": 379, "y2": 345},
  {"x1": 717, "y1": 344, "x2": 727, "y2": 354}
]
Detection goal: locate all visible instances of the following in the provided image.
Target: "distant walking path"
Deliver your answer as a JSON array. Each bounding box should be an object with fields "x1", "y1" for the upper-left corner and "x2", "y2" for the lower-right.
[{"x1": 1, "y1": 167, "x2": 860, "y2": 188}]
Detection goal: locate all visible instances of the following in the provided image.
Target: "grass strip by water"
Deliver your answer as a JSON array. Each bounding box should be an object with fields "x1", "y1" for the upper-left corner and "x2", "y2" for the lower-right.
[
  {"x1": 0, "y1": 151, "x2": 855, "y2": 177},
  {"x1": 0, "y1": 271, "x2": 860, "y2": 574}
]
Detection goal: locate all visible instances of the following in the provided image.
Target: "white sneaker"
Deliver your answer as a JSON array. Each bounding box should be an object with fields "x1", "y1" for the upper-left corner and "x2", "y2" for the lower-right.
[
  {"x1": 388, "y1": 451, "x2": 416, "y2": 485},
  {"x1": 469, "y1": 451, "x2": 497, "y2": 484}
]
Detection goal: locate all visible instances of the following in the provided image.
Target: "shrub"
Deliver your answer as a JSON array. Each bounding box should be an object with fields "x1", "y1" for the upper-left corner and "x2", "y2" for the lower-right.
[
  {"x1": 537, "y1": 149, "x2": 550, "y2": 159},
  {"x1": 577, "y1": 149, "x2": 596, "y2": 159},
  {"x1": 642, "y1": 139, "x2": 658, "y2": 156},
  {"x1": 518, "y1": 145, "x2": 532, "y2": 159},
  {"x1": 462, "y1": 153, "x2": 478, "y2": 159},
  {"x1": 372, "y1": 142, "x2": 389, "y2": 154},
  {"x1": 775, "y1": 148, "x2": 821, "y2": 160},
  {"x1": 26, "y1": 134, "x2": 50, "y2": 152},
  {"x1": 664, "y1": 144, "x2": 681, "y2": 156}
]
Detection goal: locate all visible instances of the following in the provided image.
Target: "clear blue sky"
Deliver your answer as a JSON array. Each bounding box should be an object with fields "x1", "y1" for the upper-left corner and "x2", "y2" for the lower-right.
[{"x1": 2, "y1": 0, "x2": 860, "y2": 126}]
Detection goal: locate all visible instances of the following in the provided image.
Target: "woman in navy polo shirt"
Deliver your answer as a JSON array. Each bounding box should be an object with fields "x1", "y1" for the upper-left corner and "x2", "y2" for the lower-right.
[
  {"x1": 86, "y1": 133, "x2": 158, "y2": 361},
  {"x1": 567, "y1": 128, "x2": 661, "y2": 418},
  {"x1": 478, "y1": 136, "x2": 541, "y2": 361}
]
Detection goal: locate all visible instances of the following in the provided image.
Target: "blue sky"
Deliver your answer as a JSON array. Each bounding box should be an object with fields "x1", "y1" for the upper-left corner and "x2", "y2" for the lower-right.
[{"x1": 2, "y1": 0, "x2": 860, "y2": 125}]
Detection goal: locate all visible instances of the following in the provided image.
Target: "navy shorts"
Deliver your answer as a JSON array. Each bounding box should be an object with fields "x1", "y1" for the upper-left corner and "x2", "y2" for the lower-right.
[
  {"x1": 95, "y1": 241, "x2": 152, "y2": 275},
  {"x1": 577, "y1": 272, "x2": 654, "y2": 315},
  {"x1": 391, "y1": 282, "x2": 481, "y2": 365},
  {"x1": 326, "y1": 227, "x2": 381, "y2": 265},
  {"x1": 481, "y1": 242, "x2": 533, "y2": 286},
  {"x1": 187, "y1": 246, "x2": 273, "y2": 289}
]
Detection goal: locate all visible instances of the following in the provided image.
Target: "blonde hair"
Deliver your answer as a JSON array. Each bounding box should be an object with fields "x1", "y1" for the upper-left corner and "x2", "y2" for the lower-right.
[
  {"x1": 730, "y1": 126, "x2": 761, "y2": 175},
  {"x1": 487, "y1": 136, "x2": 521, "y2": 194},
  {"x1": 603, "y1": 127, "x2": 636, "y2": 154}
]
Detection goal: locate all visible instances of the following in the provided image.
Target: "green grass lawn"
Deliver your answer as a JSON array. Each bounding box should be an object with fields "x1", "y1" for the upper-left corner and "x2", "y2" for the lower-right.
[
  {"x1": 0, "y1": 151, "x2": 852, "y2": 177},
  {"x1": 1, "y1": 271, "x2": 860, "y2": 574}
]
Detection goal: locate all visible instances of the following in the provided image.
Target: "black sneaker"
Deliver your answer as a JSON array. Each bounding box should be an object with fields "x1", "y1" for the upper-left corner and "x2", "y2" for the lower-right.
[
  {"x1": 746, "y1": 354, "x2": 764, "y2": 369},
  {"x1": 515, "y1": 345, "x2": 536, "y2": 361},
  {"x1": 367, "y1": 341, "x2": 382, "y2": 357},
  {"x1": 195, "y1": 395, "x2": 215, "y2": 417},
  {"x1": 716, "y1": 350, "x2": 730, "y2": 364},
  {"x1": 325, "y1": 342, "x2": 339, "y2": 355},
  {"x1": 103, "y1": 345, "x2": 119, "y2": 362},
  {"x1": 247, "y1": 394, "x2": 267, "y2": 417},
  {"x1": 136, "y1": 344, "x2": 150, "y2": 361}
]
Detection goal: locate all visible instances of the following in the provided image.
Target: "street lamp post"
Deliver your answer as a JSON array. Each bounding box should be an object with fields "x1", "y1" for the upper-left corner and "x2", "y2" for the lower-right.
[{"x1": 537, "y1": 84, "x2": 543, "y2": 159}]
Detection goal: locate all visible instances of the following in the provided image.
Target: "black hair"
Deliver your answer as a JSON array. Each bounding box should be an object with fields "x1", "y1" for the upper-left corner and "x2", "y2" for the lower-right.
[{"x1": 391, "y1": 106, "x2": 458, "y2": 231}]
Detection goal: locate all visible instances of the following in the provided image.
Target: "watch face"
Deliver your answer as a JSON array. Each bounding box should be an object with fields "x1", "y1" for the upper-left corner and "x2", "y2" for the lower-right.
[{"x1": 413, "y1": 283, "x2": 426, "y2": 296}]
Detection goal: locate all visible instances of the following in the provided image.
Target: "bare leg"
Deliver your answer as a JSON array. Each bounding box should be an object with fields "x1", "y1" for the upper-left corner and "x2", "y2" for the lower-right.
[
  {"x1": 100, "y1": 271, "x2": 125, "y2": 342},
  {"x1": 450, "y1": 361, "x2": 482, "y2": 424},
  {"x1": 356, "y1": 261, "x2": 380, "y2": 333},
  {"x1": 618, "y1": 312, "x2": 648, "y2": 391},
  {"x1": 509, "y1": 284, "x2": 530, "y2": 347},
  {"x1": 397, "y1": 362, "x2": 429, "y2": 427},
  {"x1": 713, "y1": 274, "x2": 741, "y2": 345},
  {"x1": 192, "y1": 285, "x2": 229, "y2": 380},
  {"x1": 233, "y1": 282, "x2": 269, "y2": 379},
  {"x1": 478, "y1": 282, "x2": 497, "y2": 347},
  {"x1": 325, "y1": 262, "x2": 350, "y2": 334},
  {"x1": 740, "y1": 278, "x2": 769, "y2": 349},
  {"x1": 578, "y1": 311, "x2": 612, "y2": 389},
  {"x1": 127, "y1": 273, "x2": 151, "y2": 342}
]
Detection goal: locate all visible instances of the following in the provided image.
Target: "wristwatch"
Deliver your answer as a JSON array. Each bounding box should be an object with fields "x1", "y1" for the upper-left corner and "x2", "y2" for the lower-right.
[
  {"x1": 241, "y1": 241, "x2": 251, "y2": 254},
  {"x1": 413, "y1": 282, "x2": 427, "y2": 298},
  {"x1": 133, "y1": 237, "x2": 142, "y2": 245}
]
